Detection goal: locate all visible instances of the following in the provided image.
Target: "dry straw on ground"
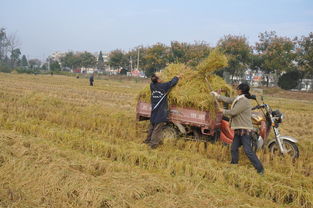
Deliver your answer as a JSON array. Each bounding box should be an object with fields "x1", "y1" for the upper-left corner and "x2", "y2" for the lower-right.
[{"x1": 0, "y1": 73, "x2": 313, "y2": 208}]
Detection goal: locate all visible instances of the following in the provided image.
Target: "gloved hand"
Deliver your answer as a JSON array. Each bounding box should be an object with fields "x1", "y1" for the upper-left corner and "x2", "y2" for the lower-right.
[
  {"x1": 177, "y1": 73, "x2": 183, "y2": 79},
  {"x1": 218, "y1": 107, "x2": 224, "y2": 113},
  {"x1": 210, "y1": 91, "x2": 219, "y2": 97}
]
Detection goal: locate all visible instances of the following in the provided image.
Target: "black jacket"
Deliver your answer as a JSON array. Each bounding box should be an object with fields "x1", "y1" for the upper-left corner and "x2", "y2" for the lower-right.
[{"x1": 150, "y1": 76, "x2": 179, "y2": 124}]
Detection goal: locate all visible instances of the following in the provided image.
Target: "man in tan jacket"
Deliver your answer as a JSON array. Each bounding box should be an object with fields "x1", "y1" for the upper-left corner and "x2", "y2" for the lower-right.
[{"x1": 211, "y1": 83, "x2": 264, "y2": 175}]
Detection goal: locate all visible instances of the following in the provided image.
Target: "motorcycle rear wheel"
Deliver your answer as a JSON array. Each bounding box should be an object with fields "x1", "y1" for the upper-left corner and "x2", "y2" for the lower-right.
[{"x1": 269, "y1": 140, "x2": 299, "y2": 159}]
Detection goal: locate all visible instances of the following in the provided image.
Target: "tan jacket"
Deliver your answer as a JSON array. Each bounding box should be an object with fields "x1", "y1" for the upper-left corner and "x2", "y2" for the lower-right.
[{"x1": 217, "y1": 95, "x2": 253, "y2": 130}]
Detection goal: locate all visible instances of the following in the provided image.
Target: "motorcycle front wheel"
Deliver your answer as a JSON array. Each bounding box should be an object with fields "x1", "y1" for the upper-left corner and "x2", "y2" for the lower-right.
[{"x1": 269, "y1": 140, "x2": 299, "y2": 159}]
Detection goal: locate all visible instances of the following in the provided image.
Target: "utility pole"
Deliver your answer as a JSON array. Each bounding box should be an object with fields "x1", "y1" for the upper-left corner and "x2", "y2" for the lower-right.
[
  {"x1": 137, "y1": 48, "x2": 140, "y2": 70},
  {"x1": 130, "y1": 56, "x2": 133, "y2": 71},
  {"x1": 48, "y1": 57, "x2": 50, "y2": 71}
]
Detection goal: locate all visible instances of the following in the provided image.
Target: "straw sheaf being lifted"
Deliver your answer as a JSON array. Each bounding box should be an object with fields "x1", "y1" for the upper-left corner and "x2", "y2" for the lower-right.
[{"x1": 138, "y1": 49, "x2": 234, "y2": 113}]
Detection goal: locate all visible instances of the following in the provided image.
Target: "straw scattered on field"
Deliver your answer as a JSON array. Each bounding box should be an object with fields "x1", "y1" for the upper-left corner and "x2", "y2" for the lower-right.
[{"x1": 0, "y1": 73, "x2": 313, "y2": 208}]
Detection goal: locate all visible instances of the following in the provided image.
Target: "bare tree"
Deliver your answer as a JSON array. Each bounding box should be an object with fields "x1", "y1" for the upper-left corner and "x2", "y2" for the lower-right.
[
  {"x1": 0, "y1": 28, "x2": 10, "y2": 61},
  {"x1": 28, "y1": 59, "x2": 41, "y2": 69},
  {"x1": 0, "y1": 28, "x2": 22, "y2": 69},
  {"x1": 7, "y1": 33, "x2": 21, "y2": 68}
]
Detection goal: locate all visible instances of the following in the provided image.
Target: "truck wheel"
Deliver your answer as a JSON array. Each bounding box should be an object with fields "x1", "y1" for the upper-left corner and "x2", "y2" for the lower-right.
[
  {"x1": 211, "y1": 129, "x2": 220, "y2": 143},
  {"x1": 269, "y1": 140, "x2": 299, "y2": 159},
  {"x1": 160, "y1": 125, "x2": 178, "y2": 140},
  {"x1": 192, "y1": 127, "x2": 207, "y2": 141}
]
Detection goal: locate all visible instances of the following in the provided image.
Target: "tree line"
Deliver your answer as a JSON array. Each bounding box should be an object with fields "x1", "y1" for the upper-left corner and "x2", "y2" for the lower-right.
[
  {"x1": 0, "y1": 28, "x2": 45, "y2": 73},
  {"x1": 107, "y1": 31, "x2": 313, "y2": 89},
  {"x1": 0, "y1": 28, "x2": 104, "y2": 73},
  {"x1": 52, "y1": 51, "x2": 104, "y2": 72},
  {"x1": 1, "y1": 26, "x2": 312, "y2": 89}
]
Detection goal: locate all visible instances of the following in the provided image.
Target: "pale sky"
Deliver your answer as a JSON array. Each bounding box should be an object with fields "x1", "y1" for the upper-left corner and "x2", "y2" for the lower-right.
[{"x1": 1, "y1": 0, "x2": 312, "y2": 60}]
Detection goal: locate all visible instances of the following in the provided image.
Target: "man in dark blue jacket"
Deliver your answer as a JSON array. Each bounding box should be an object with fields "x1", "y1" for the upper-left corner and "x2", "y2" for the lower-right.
[
  {"x1": 89, "y1": 74, "x2": 94, "y2": 86},
  {"x1": 144, "y1": 74, "x2": 179, "y2": 149}
]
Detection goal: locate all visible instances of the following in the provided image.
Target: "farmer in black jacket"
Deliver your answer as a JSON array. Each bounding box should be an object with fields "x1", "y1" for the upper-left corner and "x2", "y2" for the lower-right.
[
  {"x1": 143, "y1": 74, "x2": 179, "y2": 149},
  {"x1": 89, "y1": 74, "x2": 94, "y2": 86}
]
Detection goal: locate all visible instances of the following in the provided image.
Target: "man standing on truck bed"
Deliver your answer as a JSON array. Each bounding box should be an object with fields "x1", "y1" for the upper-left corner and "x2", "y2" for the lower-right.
[{"x1": 143, "y1": 74, "x2": 180, "y2": 149}]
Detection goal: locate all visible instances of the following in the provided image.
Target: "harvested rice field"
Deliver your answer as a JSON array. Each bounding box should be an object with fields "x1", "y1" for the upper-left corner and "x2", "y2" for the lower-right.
[{"x1": 0, "y1": 73, "x2": 313, "y2": 208}]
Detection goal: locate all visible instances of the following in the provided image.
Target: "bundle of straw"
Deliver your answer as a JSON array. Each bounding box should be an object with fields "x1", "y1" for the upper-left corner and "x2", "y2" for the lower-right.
[{"x1": 138, "y1": 49, "x2": 233, "y2": 113}]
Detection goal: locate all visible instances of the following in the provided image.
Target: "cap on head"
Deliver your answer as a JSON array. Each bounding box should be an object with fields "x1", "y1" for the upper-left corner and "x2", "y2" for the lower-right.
[
  {"x1": 236, "y1": 83, "x2": 250, "y2": 94},
  {"x1": 151, "y1": 74, "x2": 159, "y2": 84}
]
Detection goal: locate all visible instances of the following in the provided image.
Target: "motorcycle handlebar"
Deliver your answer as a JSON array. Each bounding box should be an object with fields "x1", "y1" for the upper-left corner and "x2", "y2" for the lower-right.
[
  {"x1": 252, "y1": 104, "x2": 266, "y2": 110},
  {"x1": 252, "y1": 106, "x2": 260, "y2": 110}
]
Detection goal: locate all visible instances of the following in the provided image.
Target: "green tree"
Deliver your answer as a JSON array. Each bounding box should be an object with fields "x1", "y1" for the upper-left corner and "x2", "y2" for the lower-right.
[
  {"x1": 10, "y1": 48, "x2": 21, "y2": 68},
  {"x1": 169, "y1": 41, "x2": 189, "y2": 63},
  {"x1": 79, "y1": 51, "x2": 96, "y2": 68},
  {"x1": 97, "y1": 51, "x2": 105, "y2": 71},
  {"x1": 255, "y1": 31, "x2": 296, "y2": 86},
  {"x1": 184, "y1": 41, "x2": 211, "y2": 67},
  {"x1": 108, "y1": 49, "x2": 128, "y2": 69},
  {"x1": 168, "y1": 41, "x2": 211, "y2": 67},
  {"x1": 142, "y1": 43, "x2": 169, "y2": 77},
  {"x1": 250, "y1": 53, "x2": 263, "y2": 72},
  {"x1": 50, "y1": 60, "x2": 61, "y2": 71},
  {"x1": 0, "y1": 64, "x2": 10, "y2": 72},
  {"x1": 278, "y1": 71, "x2": 301, "y2": 90},
  {"x1": 60, "y1": 52, "x2": 81, "y2": 69},
  {"x1": 217, "y1": 35, "x2": 252, "y2": 81},
  {"x1": 21, "y1": 55, "x2": 28, "y2": 68},
  {"x1": 296, "y1": 32, "x2": 313, "y2": 79},
  {"x1": 41, "y1": 63, "x2": 48, "y2": 70}
]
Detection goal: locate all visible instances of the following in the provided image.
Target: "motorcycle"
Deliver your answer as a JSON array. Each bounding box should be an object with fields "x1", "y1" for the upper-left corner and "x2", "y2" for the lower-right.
[{"x1": 220, "y1": 95, "x2": 299, "y2": 159}]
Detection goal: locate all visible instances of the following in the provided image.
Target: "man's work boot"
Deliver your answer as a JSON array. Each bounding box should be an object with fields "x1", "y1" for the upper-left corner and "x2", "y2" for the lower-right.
[
  {"x1": 150, "y1": 144, "x2": 158, "y2": 149},
  {"x1": 257, "y1": 169, "x2": 265, "y2": 176},
  {"x1": 143, "y1": 138, "x2": 151, "y2": 144}
]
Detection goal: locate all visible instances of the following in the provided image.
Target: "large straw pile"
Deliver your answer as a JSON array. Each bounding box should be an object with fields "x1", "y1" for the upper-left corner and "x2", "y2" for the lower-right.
[{"x1": 138, "y1": 49, "x2": 234, "y2": 113}]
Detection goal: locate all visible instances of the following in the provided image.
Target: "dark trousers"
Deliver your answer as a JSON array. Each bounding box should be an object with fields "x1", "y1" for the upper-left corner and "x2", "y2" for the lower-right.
[
  {"x1": 144, "y1": 122, "x2": 167, "y2": 148},
  {"x1": 90, "y1": 81, "x2": 94, "y2": 86},
  {"x1": 231, "y1": 133, "x2": 264, "y2": 172}
]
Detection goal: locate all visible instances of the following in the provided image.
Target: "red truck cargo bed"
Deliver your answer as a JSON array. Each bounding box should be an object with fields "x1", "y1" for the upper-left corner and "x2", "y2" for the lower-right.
[{"x1": 136, "y1": 101, "x2": 223, "y2": 135}]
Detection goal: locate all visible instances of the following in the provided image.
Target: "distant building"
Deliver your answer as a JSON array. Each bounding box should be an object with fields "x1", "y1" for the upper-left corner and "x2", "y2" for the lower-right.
[
  {"x1": 128, "y1": 69, "x2": 146, "y2": 78},
  {"x1": 72, "y1": 68, "x2": 81, "y2": 73},
  {"x1": 104, "y1": 65, "x2": 120, "y2": 75},
  {"x1": 49, "y1": 51, "x2": 66, "y2": 62},
  {"x1": 81, "y1": 67, "x2": 98, "y2": 74},
  {"x1": 297, "y1": 79, "x2": 313, "y2": 91},
  {"x1": 222, "y1": 69, "x2": 277, "y2": 87}
]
